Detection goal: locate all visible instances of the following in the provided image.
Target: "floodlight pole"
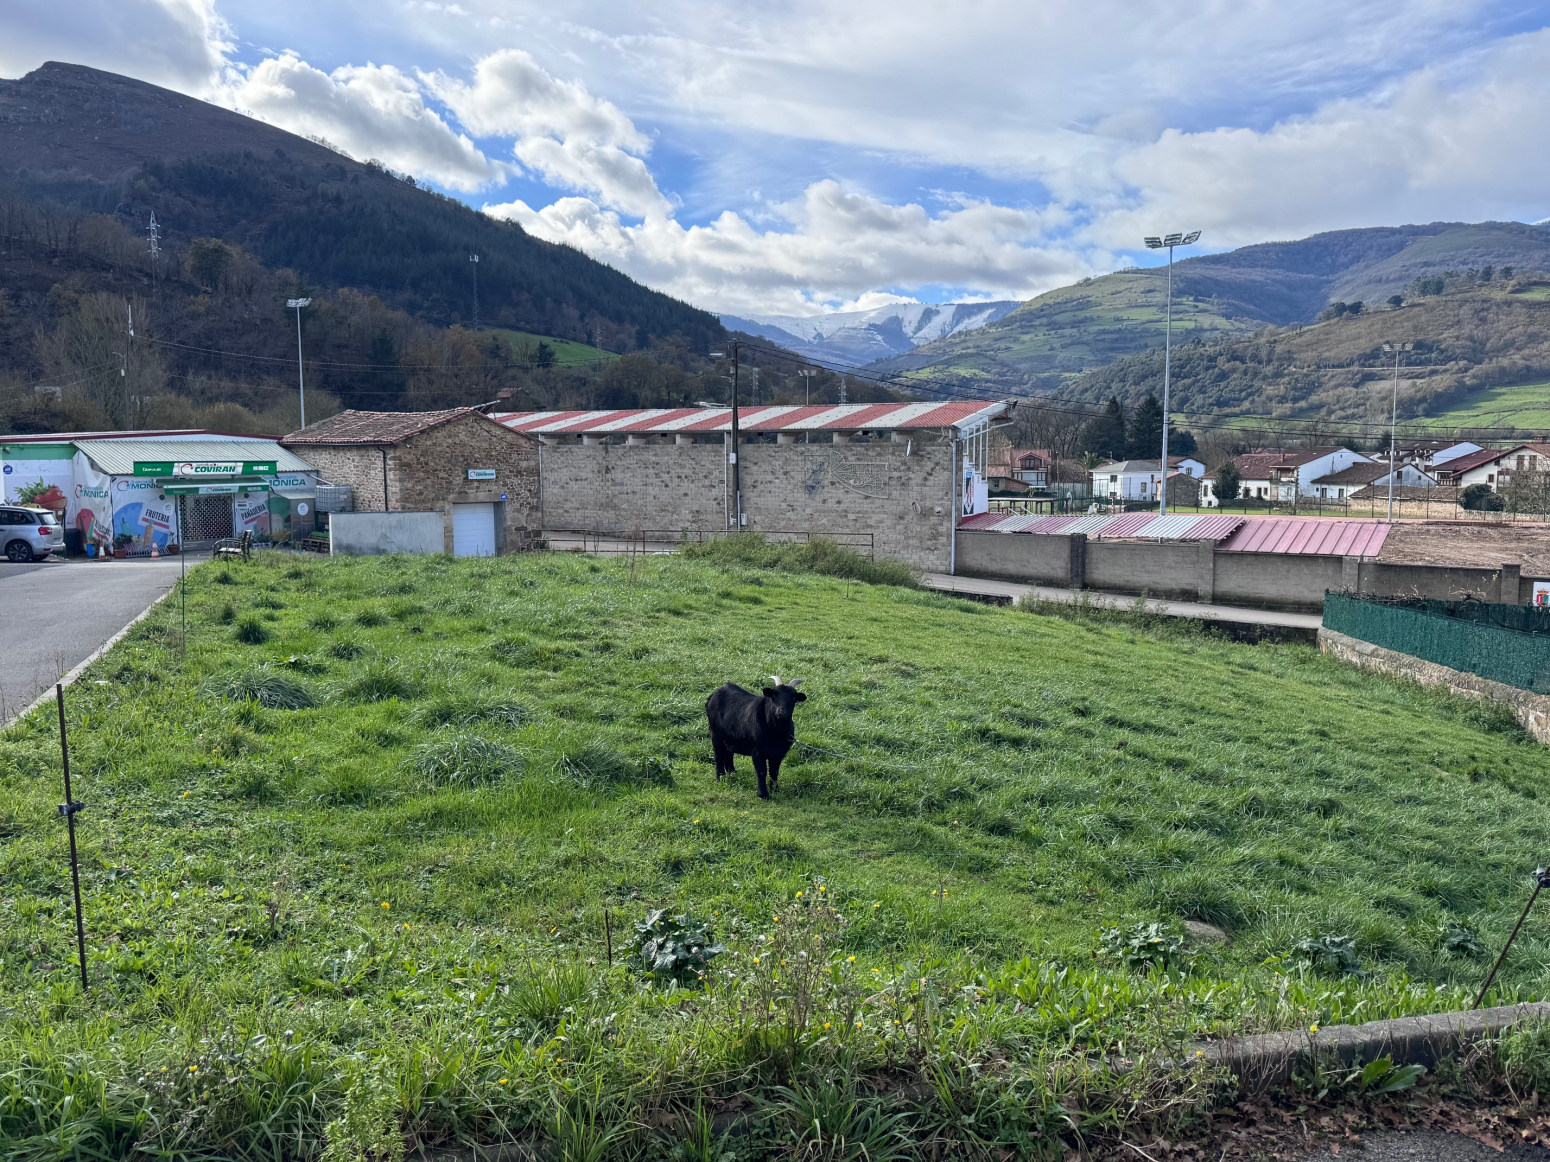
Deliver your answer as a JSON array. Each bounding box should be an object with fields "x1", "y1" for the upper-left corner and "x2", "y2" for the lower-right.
[
  {"x1": 1383, "y1": 343, "x2": 1413, "y2": 524},
  {"x1": 710, "y1": 344, "x2": 743, "y2": 529},
  {"x1": 287, "y1": 297, "x2": 311, "y2": 429},
  {"x1": 1144, "y1": 231, "x2": 1200, "y2": 515}
]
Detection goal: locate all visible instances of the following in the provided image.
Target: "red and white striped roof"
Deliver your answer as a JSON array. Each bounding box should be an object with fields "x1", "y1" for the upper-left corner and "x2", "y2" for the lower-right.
[
  {"x1": 959, "y1": 512, "x2": 1246, "y2": 541},
  {"x1": 490, "y1": 401, "x2": 1007, "y2": 437}
]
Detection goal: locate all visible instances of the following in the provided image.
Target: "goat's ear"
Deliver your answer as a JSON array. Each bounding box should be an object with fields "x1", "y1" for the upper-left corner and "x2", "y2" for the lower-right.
[
  {"x1": 794, "y1": 691, "x2": 807, "y2": 702},
  {"x1": 762, "y1": 688, "x2": 777, "y2": 699}
]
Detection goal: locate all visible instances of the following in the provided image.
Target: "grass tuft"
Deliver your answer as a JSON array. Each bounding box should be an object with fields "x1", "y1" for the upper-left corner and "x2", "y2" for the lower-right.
[
  {"x1": 205, "y1": 666, "x2": 315, "y2": 710},
  {"x1": 405, "y1": 731, "x2": 523, "y2": 787},
  {"x1": 684, "y1": 532, "x2": 918, "y2": 587},
  {"x1": 233, "y1": 613, "x2": 270, "y2": 645},
  {"x1": 338, "y1": 661, "x2": 419, "y2": 702}
]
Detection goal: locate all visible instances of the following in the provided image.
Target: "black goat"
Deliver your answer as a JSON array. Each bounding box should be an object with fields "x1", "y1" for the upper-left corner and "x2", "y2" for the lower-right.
[{"x1": 705, "y1": 676, "x2": 807, "y2": 799}]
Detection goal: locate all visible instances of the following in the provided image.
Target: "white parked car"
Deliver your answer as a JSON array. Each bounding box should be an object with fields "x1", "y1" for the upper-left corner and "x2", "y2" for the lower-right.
[{"x1": 0, "y1": 505, "x2": 63, "y2": 562}]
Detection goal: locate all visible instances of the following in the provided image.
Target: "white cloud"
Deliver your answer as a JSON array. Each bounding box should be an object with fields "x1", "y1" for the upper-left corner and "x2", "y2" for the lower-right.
[
  {"x1": 1092, "y1": 29, "x2": 1550, "y2": 247},
  {"x1": 223, "y1": 53, "x2": 505, "y2": 191},
  {"x1": 425, "y1": 49, "x2": 670, "y2": 217},
  {"x1": 486, "y1": 180, "x2": 1092, "y2": 315},
  {"x1": 0, "y1": 0, "x2": 231, "y2": 93}
]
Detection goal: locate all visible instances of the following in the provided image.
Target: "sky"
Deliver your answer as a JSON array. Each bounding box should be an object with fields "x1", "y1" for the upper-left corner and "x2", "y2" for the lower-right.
[{"x1": 7, "y1": 0, "x2": 1550, "y2": 317}]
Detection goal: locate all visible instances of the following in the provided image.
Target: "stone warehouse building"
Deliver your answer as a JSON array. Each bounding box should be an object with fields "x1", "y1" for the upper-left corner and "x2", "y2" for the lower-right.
[
  {"x1": 492, "y1": 402, "x2": 1010, "y2": 571},
  {"x1": 282, "y1": 409, "x2": 540, "y2": 556}
]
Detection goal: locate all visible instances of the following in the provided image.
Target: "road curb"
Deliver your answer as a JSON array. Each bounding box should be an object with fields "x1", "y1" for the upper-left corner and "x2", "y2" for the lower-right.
[
  {"x1": 1195, "y1": 1001, "x2": 1550, "y2": 1090},
  {"x1": 3, "y1": 582, "x2": 179, "y2": 731}
]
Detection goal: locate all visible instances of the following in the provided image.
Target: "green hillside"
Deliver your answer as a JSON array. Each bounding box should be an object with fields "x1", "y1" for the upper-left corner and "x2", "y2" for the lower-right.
[
  {"x1": 1069, "y1": 272, "x2": 1550, "y2": 425},
  {"x1": 874, "y1": 271, "x2": 1252, "y2": 395},
  {"x1": 1415, "y1": 378, "x2": 1550, "y2": 432},
  {"x1": 877, "y1": 221, "x2": 1550, "y2": 399},
  {"x1": 1, "y1": 548, "x2": 1544, "y2": 1157},
  {"x1": 492, "y1": 329, "x2": 622, "y2": 369}
]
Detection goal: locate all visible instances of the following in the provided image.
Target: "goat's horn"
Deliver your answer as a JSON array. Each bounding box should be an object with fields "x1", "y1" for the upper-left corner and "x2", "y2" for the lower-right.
[
  {"x1": 789, "y1": 679, "x2": 803, "y2": 689},
  {"x1": 770, "y1": 675, "x2": 782, "y2": 686}
]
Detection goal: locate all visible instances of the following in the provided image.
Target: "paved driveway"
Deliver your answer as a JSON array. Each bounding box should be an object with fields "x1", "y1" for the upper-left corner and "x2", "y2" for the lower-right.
[{"x1": 0, "y1": 554, "x2": 195, "y2": 724}]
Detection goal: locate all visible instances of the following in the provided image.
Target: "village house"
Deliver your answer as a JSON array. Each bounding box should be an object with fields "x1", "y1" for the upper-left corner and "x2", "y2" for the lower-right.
[
  {"x1": 1091, "y1": 456, "x2": 1207, "y2": 501},
  {"x1": 1308, "y1": 460, "x2": 1437, "y2": 500}
]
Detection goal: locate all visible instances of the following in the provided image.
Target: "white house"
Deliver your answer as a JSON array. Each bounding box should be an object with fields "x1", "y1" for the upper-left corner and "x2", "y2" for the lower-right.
[
  {"x1": 1092, "y1": 456, "x2": 1207, "y2": 501},
  {"x1": 1308, "y1": 461, "x2": 1437, "y2": 500},
  {"x1": 1389, "y1": 439, "x2": 1483, "y2": 471},
  {"x1": 1440, "y1": 444, "x2": 1550, "y2": 491}
]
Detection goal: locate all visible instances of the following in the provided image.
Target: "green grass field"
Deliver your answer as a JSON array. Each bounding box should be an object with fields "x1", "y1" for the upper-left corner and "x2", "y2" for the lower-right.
[
  {"x1": 1416, "y1": 379, "x2": 1550, "y2": 432},
  {"x1": 2, "y1": 549, "x2": 1546, "y2": 1158},
  {"x1": 490, "y1": 329, "x2": 621, "y2": 369}
]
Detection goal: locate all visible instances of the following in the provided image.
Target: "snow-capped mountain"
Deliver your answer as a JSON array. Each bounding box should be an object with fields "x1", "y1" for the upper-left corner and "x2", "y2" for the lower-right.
[{"x1": 720, "y1": 301, "x2": 1020, "y2": 367}]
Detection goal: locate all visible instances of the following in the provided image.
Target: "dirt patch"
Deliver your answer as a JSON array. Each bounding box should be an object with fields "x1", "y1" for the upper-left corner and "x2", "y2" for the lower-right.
[{"x1": 1379, "y1": 521, "x2": 1550, "y2": 574}]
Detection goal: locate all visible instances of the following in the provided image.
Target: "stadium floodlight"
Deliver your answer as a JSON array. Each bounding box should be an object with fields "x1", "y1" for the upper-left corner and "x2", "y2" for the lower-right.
[
  {"x1": 286, "y1": 298, "x2": 312, "y2": 428},
  {"x1": 1140, "y1": 230, "x2": 1202, "y2": 515}
]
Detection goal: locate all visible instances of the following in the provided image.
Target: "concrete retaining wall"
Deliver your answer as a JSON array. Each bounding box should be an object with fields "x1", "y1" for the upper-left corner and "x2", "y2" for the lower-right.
[
  {"x1": 540, "y1": 441, "x2": 956, "y2": 571},
  {"x1": 1319, "y1": 627, "x2": 1550, "y2": 742},
  {"x1": 330, "y1": 511, "x2": 446, "y2": 556}
]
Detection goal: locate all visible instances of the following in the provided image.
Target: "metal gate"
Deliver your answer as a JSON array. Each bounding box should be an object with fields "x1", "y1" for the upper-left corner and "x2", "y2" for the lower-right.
[{"x1": 179, "y1": 495, "x2": 234, "y2": 546}]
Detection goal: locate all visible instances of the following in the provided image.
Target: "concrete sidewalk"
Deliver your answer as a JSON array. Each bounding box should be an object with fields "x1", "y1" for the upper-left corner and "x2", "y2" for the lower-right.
[{"x1": 920, "y1": 572, "x2": 1323, "y2": 631}]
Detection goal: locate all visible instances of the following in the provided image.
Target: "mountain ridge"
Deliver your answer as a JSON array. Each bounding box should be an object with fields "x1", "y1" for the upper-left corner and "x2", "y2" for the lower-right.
[{"x1": 720, "y1": 300, "x2": 1019, "y2": 367}]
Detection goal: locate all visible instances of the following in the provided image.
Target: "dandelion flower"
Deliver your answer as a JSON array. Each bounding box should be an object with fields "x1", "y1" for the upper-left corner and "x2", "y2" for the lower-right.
[
  {"x1": 188, "y1": 1066, "x2": 198, "y2": 1072},
  {"x1": 796, "y1": 892, "x2": 803, "y2": 898},
  {"x1": 693, "y1": 819, "x2": 701, "y2": 824},
  {"x1": 381, "y1": 902, "x2": 390, "y2": 910},
  {"x1": 499, "y1": 1079, "x2": 508, "y2": 1085},
  {"x1": 818, "y1": 885, "x2": 826, "y2": 893},
  {"x1": 873, "y1": 903, "x2": 880, "y2": 909},
  {"x1": 1310, "y1": 1024, "x2": 1320, "y2": 1033},
  {"x1": 823, "y1": 1022, "x2": 831, "y2": 1029},
  {"x1": 847, "y1": 956, "x2": 856, "y2": 963}
]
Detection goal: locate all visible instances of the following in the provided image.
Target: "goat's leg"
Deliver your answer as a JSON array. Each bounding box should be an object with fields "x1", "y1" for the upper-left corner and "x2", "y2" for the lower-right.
[
  {"x1": 753, "y1": 755, "x2": 769, "y2": 800},
  {"x1": 768, "y1": 754, "x2": 782, "y2": 795}
]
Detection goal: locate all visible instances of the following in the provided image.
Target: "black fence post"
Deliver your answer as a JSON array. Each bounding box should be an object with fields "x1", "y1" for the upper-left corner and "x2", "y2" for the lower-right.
[{"x1": 55, "y1": 684, "x2": 88, "y2": 992}]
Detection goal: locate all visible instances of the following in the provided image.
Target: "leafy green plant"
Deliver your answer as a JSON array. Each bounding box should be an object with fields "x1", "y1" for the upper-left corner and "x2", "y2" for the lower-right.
[
  {"x1": 205, "y1": 666, "x2": 315, "y2": 710},
  {"x1": 321, "y1": 1058, "x2": 403, "y2": 1162},
  {"x1": 1499, "y1": 1020, "x2": 1550, "y2": 1096},
  {"x1": 1100, "y1": 922, "x2": 1191, "y2": 972},
  {"x1": 1291, "y1": 933, "x2": 1362, "y2": 975},
  {"x1": 233, "y1": 613, "x2": 271, "y2": 645},
  {"x1": 1351, "y1": 1055, "x2": 1426, "y2": 1096},
  {"x1": 404, "y1": 732, "x2": 522, "y2": 788},
  {"x1": 629, "y1": 909, "x2": 726, "y2": 986},
  {"x1": 1438, "y1": 922, "x2": 1486, "y2": 958}
]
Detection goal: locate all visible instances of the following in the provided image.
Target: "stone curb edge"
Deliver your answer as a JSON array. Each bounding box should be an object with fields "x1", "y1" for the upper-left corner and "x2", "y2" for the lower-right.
[{"x1": 1192, "y1": 1001, "x2": 1550, "y2": 1089}]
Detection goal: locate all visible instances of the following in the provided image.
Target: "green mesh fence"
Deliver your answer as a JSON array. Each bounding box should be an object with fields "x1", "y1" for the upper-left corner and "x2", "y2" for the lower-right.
[{"x1": 1323, "y1": 592, "x2": 1550, "y2": 693}]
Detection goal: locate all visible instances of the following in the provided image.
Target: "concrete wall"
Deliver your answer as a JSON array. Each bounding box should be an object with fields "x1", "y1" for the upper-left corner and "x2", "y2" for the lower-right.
[
  {"x1": 1320, "y1": 627, "x2": 1550, "y2": 744},
  {"x1": 330, "y1": 511, "x2": 446, "y2": 556},
  {"x1": 286, "y1": 414, "x2": 541, "y2": 554},
  {"x1": 954, "y1": 531, "x2": 1541, "y2": 611},
  {"x1": 540, "y1": 439, "x2": 956, "y2": 570}
]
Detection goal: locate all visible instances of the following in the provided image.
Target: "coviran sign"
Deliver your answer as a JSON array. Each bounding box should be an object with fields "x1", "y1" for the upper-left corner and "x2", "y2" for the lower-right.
[{"x1": 133, "y1": 460, "x2": 277, "y2": 477}]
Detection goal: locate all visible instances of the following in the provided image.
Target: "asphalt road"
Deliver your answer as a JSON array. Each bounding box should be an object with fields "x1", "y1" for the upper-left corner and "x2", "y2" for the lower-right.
[
  {"x1": 0, "y1": 554, "x2": 193, "y2": 724},
  {"x1": 1295, "y1": 1130, "x2": 1545, "y2": 1160}
]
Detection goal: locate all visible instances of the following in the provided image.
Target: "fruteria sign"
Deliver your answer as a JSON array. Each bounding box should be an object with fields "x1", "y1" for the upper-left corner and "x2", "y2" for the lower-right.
[{"x1": 133, "y1": 460, "x2": 278, "y2": 477}]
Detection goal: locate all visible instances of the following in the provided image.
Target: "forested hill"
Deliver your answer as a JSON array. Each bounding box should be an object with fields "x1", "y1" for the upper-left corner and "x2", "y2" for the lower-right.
[
  {"x1": 1064, "y1": 270, "x2": 1550, "y2": 426},
  {"x1": 873, "y1": 221, "x2": 1550, "y2": 398},
  {"x1": 0, "y1": 61, "x2": 720, "y2": 348}
]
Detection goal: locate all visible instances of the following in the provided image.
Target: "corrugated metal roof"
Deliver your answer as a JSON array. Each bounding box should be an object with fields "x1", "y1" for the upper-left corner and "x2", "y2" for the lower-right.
[
  {"x1": 76, "y1": 438, "x2": 315, "y2": 475},
  {"x1": 491, "y1": 401, "x2": 1008, "y2": 436},
  {"x1": 1218, "y1": 518, "x2": 1391, "y2": 557},
  {"x1": 957, "y1": 512, "x2": 1245, "y2": 541}
]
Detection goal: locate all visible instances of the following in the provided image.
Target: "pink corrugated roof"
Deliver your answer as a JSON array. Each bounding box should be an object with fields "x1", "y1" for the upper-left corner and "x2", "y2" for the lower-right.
[
  {"x1": 957, "y1": 512, "x2": 1005, "y2": 530},
  {"x1": 1026, "y1": 515, "x2": 1081, "y2": 534},
  {"x1": 1218, "y1": 518, "x2": 1391, "y2": 556},
  {"x1": 1097, "y1": 512, "x2": 1157, "y2": 537},
  {"x1": 490, "y1": 402, "x2": 1006, "y2": 436}
]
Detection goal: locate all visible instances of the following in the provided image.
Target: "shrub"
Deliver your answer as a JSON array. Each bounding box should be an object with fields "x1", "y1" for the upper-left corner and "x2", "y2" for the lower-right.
[
  {"x1": 339, "y1": 662, "x2": 419, "y2": 702},
  {"x1": 684, "y1": 532, "x2": 917, "y2": 587},
  {"x1": 629, "y1": 909, "x2": 726, "y2": 986},
  {"x1": 405, "y1": 732, "x2": 523, "y2": 788},
  {"x1": 1461, "y1": 483, "x2": 1506, "y2": 512},
  {"x1": 1290, "y1": 933, "x2": 1362, "y2": 975},
  {"x1": 205, "y1": 667, "x2": 315, "y2": 710},
  {"x1": 1099, "y1": 921, "x2": 1191, "y2": 972},
  {"x1": 233, "y1": 614, "x2": 270, "y2": 645},
  {"x1": 409, "y1": 694, "x2": 530, "y2": 730}
]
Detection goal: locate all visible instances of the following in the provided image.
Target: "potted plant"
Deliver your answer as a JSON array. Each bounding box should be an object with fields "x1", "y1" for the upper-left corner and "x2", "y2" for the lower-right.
[
  {"x1": 113, "y1": 533, "x2": 134, "y2": 559},
  {"x1": 166, "y1": 542, "x2": 180, "y2": 555}
]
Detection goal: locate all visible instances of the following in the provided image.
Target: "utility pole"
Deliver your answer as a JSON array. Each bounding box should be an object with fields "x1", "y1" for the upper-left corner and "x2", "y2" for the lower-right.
[
  {"x1": 147, "y1": 212, "x2": 160, "y2": 294},
  {"x1": 1383, "y1": 342, "x2": 1414, "y2": 523},
  {"x1": 1143, "y1": 230, "x2": 1201, "y2": 515},
  {"x1": 839, "y1": 374, "x2": 847, "y2": 405},
  {"x1": 125, "y1": 305, "x2": 134, "y2": 429},
  {"x1": 469, "y1": 253, "x2": 479, "y2": 328},
  {"x1": 287, "y1": 297, "x2": 312, "y2": 428},
  {"x1": 751, "y1": 365, "x2": 759, "y2": 405}
]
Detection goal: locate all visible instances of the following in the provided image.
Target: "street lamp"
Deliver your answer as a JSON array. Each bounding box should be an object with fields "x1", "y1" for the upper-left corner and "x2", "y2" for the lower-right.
[
  {"x1": 286, "y1": 297, "x2": 311, "y2": 428},
  {"x1": 1143, "y1": 230, "x2": 1201, "y2": 515},
  {"x1": 1382, "y1": 342, "x2": 1415, "y2": 524},
  {"x1": 710, "y1": 345, "x2": 744, "y2": 529},
  {"x1": 469, "y1": 253, "x2": 479, "y2": 328}
]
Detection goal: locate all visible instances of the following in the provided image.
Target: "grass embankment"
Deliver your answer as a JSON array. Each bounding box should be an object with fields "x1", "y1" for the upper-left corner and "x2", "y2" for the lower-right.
[
  {"x1": 1418, "y1": 377, "x2": 1550, "y2": 431},
  {"x1": 1, "y1": 549, "x2": 1546, "y2": 1158}
]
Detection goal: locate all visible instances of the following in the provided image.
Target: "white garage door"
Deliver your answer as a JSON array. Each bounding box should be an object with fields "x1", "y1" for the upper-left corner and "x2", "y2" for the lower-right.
[{"x1": 452, "y1": 502, "x2": 497, "y2": 557}]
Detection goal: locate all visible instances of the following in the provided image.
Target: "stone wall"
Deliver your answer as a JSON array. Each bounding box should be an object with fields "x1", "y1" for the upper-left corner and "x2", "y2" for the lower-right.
[
  {"x1": 1319, "y1": 627, "x2": 1550, "y2": 743},
  {"x1": 539, "y1": 439, "x2": 957, "y2": 570},
  {"x1": 285, "y1": 414, "x2": 541, "y2": 554}
]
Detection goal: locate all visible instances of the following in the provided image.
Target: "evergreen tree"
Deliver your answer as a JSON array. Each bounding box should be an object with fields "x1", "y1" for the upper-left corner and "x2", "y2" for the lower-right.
[
  {"x1": 1080, "y1": 396, "x2": 1128, "y2": 460},
  {"x1": 1213, "y1": 462, "x2": 1242, "y2": 506},
  {"x1": 1125, "y1": 393, "x2": 1164, "y2": 460}
]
